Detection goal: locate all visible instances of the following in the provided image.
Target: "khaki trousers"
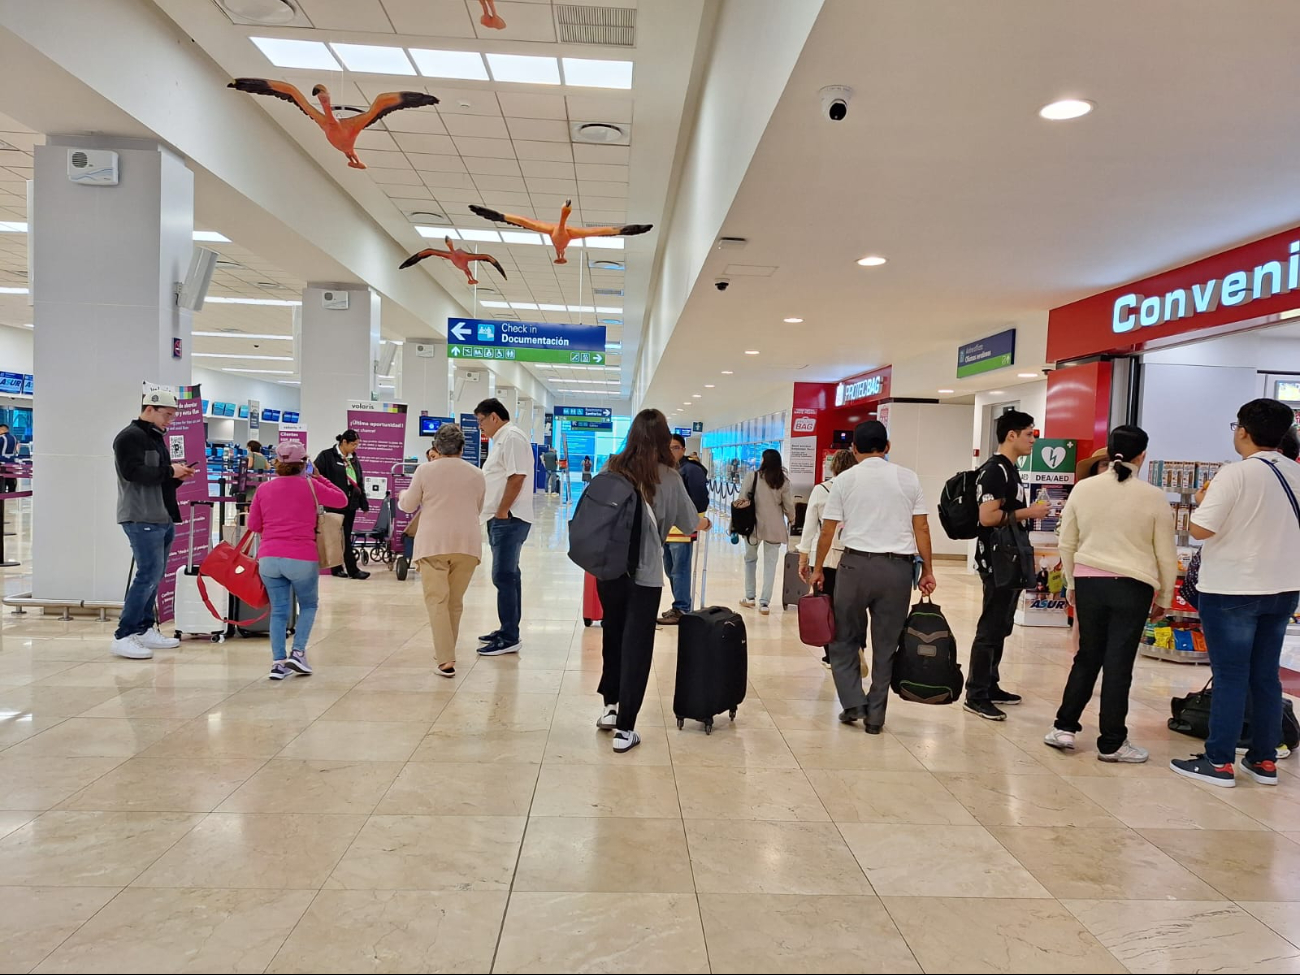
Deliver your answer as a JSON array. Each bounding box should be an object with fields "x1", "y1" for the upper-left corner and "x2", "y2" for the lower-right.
[{"x1": 419, "y1": 554, "x2": 479, "y2": 666}]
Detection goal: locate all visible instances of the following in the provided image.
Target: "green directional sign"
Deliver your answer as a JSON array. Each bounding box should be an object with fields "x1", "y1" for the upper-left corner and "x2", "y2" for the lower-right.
[{"x1": 447, "y1": 345, "x2": 606, "y2": 365}]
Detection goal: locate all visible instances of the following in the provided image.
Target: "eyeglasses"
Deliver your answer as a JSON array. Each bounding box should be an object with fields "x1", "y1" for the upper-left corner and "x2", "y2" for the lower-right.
[{"x1": 1229, "y1": 421, "x2": 1240, "y2": 432}]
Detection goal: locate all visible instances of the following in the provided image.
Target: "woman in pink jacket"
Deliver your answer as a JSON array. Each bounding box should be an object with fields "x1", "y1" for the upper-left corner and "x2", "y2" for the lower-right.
[{"x1": 247, "y1": 442, "x2": 347, "y2": 680}]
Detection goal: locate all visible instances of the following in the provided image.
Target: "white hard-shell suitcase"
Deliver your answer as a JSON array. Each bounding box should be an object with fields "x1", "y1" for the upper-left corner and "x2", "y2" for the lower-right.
[{"x1": 173, "y1": 501, "x2": 227, "y2": 643}]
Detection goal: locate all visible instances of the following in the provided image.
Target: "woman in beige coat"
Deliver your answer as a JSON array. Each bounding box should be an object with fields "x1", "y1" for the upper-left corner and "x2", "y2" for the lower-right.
[{"x1": 737, "y1": 448, "x2": 797, "y2": 614}]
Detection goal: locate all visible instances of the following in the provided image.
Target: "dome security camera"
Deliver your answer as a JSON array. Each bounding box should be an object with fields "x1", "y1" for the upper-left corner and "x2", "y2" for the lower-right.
[
  {"x1": 819, "y1": 85, "x2": 853, "y2": 122},
  {"x1": 715, "y1": 278, "x2": 730, "y2": 292}
]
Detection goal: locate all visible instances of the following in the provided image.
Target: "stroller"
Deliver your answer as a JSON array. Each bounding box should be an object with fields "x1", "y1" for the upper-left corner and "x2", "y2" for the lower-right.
[{"x1": 351, "y1": 494, "x2": 395, "y2": 567}]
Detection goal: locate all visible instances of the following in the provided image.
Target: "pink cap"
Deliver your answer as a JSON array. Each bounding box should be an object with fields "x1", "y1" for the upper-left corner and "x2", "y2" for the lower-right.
[{"x1": 275, "y1": 441, "x2": 308, "y2": 463}]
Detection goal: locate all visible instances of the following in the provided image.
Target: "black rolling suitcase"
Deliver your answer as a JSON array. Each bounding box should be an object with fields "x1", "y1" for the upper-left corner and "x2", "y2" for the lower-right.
[
  {"x1": 673, "y1": 533, "x2": 749, "y2": 734},
  {"x1": 781, "y1": 550, "x2": 807, "y2": 609}
]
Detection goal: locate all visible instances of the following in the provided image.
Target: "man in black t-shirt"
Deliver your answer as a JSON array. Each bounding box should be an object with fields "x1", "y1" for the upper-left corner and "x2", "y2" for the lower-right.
[{"x1": 966, "y1": 410, "x2": 1049, "y2": 720}]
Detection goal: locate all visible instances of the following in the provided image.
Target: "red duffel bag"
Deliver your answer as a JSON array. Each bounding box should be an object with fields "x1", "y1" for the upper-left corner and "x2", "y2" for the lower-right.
[
  {"x1": 798, "y1": 592, "x2": 835, "y2": 647},
  {"x1": 198, "y1": 531, "x2": 268, "y2": 622}
]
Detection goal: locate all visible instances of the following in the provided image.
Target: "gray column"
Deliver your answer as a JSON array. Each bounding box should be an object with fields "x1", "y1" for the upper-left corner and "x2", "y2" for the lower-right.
[
  {"x1": 299, "y1": 285, "x2": 378, "y2": 457},
  {"x1": 400, "y1": 338, "x2": 450, "y2": 459}
]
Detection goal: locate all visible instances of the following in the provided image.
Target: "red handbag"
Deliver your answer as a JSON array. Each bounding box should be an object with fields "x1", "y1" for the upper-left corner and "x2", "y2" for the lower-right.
[
  {"x1": 198, "y1": 531, "x2": 269, "y2": 623},
  {"x1": 798, "y1": 592, "x2": 836, "y2": 647}
]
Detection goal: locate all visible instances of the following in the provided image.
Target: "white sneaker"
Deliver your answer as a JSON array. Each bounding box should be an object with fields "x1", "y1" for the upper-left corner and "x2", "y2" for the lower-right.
[
  {"x1": 1043, "y1": 728, "x2": 1076, "y2": 750},
  {"x1": 1099, "y1": 740, "x2": 1149, "y2": 764},
  {"x1": 137, "y1": 629, "x2": 181, "y2": 651},
  {"x1": 111, "y1": 634, "x2": 152, "y2": 660},
  {"x1": 596, "y1": 705, "x2": 618, "y2": 731},
  {"x1": 759, "y1": 603, "x2": 771, "y2": 616},
  {"x1": 739, "y1": 598, "x2": 755, "y2": 609},
  {"x1": 612, "y1": 729, "x2": 641, "y2": 753}
]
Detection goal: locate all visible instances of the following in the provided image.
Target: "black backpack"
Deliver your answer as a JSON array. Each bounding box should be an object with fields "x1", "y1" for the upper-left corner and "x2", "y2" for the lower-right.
[
  {"x1": 938, "y1": 464, "x2": 984, "y2": 540},
  {"x1": 891, "y1": 598, "x2": 964, "y2": 705},
  {"x1": 568, "y1": 472, "x2": 643, "y2": 581}
]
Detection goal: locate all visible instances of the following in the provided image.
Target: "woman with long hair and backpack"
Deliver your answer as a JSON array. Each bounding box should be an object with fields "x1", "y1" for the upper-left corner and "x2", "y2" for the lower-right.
[
  {"x1": 1046, "y1": 424, "x2": 1177, "y2": 763},
  {"x1": 593, "y1": 409, "x2": 709, "y2": 753},
  {"x1": 736, "y1": 448, "x2": 797, "y2": 614}
]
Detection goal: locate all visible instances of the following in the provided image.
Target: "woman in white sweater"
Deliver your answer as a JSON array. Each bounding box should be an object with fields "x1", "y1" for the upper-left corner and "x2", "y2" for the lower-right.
[{"x1": 1045, "y1": 425, "x2": 1178, "y2": 763}]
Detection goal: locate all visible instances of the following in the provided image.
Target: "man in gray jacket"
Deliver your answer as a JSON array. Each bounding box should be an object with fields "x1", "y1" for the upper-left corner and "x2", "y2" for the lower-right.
[{"x1": 111, "y1": 389, "x2": 195, "y2": 659}]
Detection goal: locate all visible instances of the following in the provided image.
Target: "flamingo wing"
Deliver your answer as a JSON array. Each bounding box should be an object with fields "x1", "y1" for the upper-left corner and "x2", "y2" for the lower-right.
[
  {"x1": 399, "y1": 248, "x2": 450, "y2": 269},
  {"x1": 468, "y1": 254, "x2": 508, "y2": 280},
  {"x1": 344, "y1": 91, "x2": 441, "y2": 134},
  {"x1": 229, "y1": 78, "x2": 326, "y2": 126},
  {"x1": 469, "y1": 204, "x2": 555, "y2": 235},
  {"x1": 569, "y1": 222, "x2": 654, "y2": 239}
]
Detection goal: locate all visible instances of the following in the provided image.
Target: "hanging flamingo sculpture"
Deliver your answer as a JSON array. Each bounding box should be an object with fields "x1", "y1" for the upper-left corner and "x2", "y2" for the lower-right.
[
  {"x1": 468, "y1": 200, "x2": 652, "y2": 265},
  {"x1": 228, "y1": 79, "x2": 439, "y2": 169},
  {"x1": 400, "y1": 238, "x2": 507, "y2": 286}
]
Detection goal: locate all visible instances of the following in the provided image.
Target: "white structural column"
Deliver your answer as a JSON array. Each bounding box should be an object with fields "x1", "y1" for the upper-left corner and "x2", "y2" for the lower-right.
[
  {"x1": 496, "y1": 386, "x2": 519, "y2": 428},
  {"x1": 517, "y1": 397, "x2": 534, "y2": 441},
  {"x1": 31, "y1": 137, "x2": 193, "y2": 601},
  {"x1": 299, "y1": 285, "x2": 379, "y2": 457},
  {"x1": 452, "y1": 366, "x2": 494, "y2": 420},
  {"x1": 400, "y1": 339, "x2": 450, "y2": 458}
]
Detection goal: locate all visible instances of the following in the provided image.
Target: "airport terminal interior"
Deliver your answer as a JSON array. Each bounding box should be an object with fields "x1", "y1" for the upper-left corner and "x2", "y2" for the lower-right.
[{"x1": 3, "y1": 1, "x2": 1300, "y2": 972}]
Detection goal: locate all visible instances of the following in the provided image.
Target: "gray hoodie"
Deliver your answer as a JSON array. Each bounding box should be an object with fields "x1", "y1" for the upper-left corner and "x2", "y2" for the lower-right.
[{"x1": 635, "y1": 465, "x2": 700, "y2": 587}]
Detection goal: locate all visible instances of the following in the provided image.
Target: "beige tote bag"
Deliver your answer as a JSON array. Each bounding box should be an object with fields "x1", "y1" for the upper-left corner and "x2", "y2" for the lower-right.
[{"x1": 309, "y1": 478, "x2": 346, "y2": 568}]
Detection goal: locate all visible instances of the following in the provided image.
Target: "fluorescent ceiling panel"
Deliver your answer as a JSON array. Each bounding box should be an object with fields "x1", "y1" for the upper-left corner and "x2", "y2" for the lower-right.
[
  {"x1": 0, "y1": 222, "x2": 27, "y2": 233},
  {"x1": 250, "y1": 36, "x2": 339, "y2": 70},
  {"x1": 223, "y1": 368, "x2": 294, "y2": 375},
  {"x1": 192, "y1": 230, "x2": 230, "y2": 242},
  {"x1": 193, "y1": 353, "x2": 294, "y2": 361},
  {"x1": 417, "y1": 226, "x2": 460, "y2": 239},
  {"x1": 486, "y1": 53, "x2": 561, "y2": 86},
  {"x1": 500, "y1": 231, "x2": 544, "y2": 245},
  {"x1": 479, "y1": 300, "x2": 511, "y2": 308},
  {"x1": 561, "y1": 58, "x2": 634, "y2": 90},
  {"x1": 205, "y1": 296, "x2": 301, "y2": 306},
  {"x1": 457, "y1": 229, "x2": 502, "y2": 242},
  {"x1": 585, "y1": 237, "x2": 624, "y2": 250},
  {"x1": 409, "y1": 48, "x2": 489, "y2": 81},
  {"x1": 0, "y1": 287, "x2": 29, "y2": 294},
  {"x1": 329, "y1": 43, "x2": 416, "y2": 76},
  {"x1": 193, "y1": 331, "x2": 292, "y2": 340}
]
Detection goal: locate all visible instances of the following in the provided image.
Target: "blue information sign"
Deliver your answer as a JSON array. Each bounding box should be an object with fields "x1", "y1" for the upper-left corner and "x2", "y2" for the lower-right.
[
  {"x1": 459, "y1": 412, "x2": 482, "y2": 467},
  {"x1": 555, "y1": 406, "x2": 613, "y2": 418},
  {"x1": 446, "y1": 318, "x2": 607, "y2": 365},
  {"x1": 571, "y1": 419, "x2": 613, "y2": 431},
  {"x1": 0, "y1": 372, "x2": 32, "y2": 396},
  {"x1": 957, "y1": 328, "x2": 1017, "y2": 378}
]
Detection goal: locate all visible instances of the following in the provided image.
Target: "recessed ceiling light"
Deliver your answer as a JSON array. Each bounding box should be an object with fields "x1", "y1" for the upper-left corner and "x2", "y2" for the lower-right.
[
  {"x1": 193, "y1": 230, "x2": 230, "y2": 242},
  {"x1": 573, "y1": 122, "x2": 627, "y2": 144},
  {"x1": 856, "y1": 255, "x2": 887, "y2": 267},
  {"x1": 485, "y1": 53, "x2": 560, "y2": 86},
  {"x1": 692, "y1": 393, "x2": 702, "y2": 398},
  {"x1": 417, "y1": 226, "x2": 459, "y2": 239},
  {"x1": 1039, "y1": 98, "x2": 1094, "y2": 121},
  {"x1": 18, "y1": 323, "x2": 32, "y2": 329},
  {"x1": 1017, "y1": 372, "x2": 1039, "y2": 378},
  {"x1": 683, "y1": 401, "x2": 692, "y2": 405},
  {"x1": 194, "y1": 331, "x2": 293, "y2": 340},
  {"x1": 560, "y1": 57, "x2": 633, "y2": 90},
  {"x1": 205, "y1": 296, "x2": 301, "y2": 306},
  {"x1": 458, "y1": 229, "x2": 502, "y2": 243},
  {"x1": 409, "y1": 48, "x2": 488, "y2": 81},
  {"x1": 0, "y1": 222, "x2": 27, "y2": 233},
  {"x1": 250, "y1": 36, "x2": 339, "y2": 70},
  {"x1": 938, "y1": 388, "x2": 954, "y2": 394},
  {"x1": 0, "y1": 287, "x2": 29, "y2": 295},
  {"x1": 585, "y1": 238, "x2": 624, "y2": 250},
  {"x1": 329, "y1": 43, "x2": 415, "y2": 76},
  {"x1": 479, "y1": 300, "x2": 510, "y2": 308},
  {"x1": 989, "y1": 390, "x2": 1006, "y2": 395},
  {"x1": 500, "y1": 230, "x2": 544, "y2": 245},
  {"x1": 721, "y1": 370, "x2": 733, "y2": 375},
  {"x1": 222, "y1": 368, "x2": 295, "y2": 375},
  {"x1": 744, "y1": 350, "x2": 760, "y2": 355},
  {"x1": 536, "y1": 303, "x2": 568, "y2": 312},
  {"x1": 783, "y1": 317, "x2": 803, "y2": 323},
  {"x1": 509, "y1": 302, "x2": 539, "y2": 310},
  {"x1": 193, "y1": 353, "x2": 294, "y2": 361},
  {"x1": 221, "y1": 0, "x2": 296, "y2": 25}
]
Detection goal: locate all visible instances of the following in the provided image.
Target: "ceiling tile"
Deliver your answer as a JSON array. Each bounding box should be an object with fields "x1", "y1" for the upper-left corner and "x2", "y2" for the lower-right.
[
  {"x1": 519, "y1": 159, "x2": 576, "y2": 180},
  {"x1": 383, "y1": 110, "x2": 448, "y2": 135},
  {"x1": 463, "y1": 156, "x2": 522, "y2": 176},
  {"x1": 514, "y1": 140, "x2": 573, "y2": 162},
  {"x1": 381, "y1": 0, "x2": 476, "y2": 36},
  {"x1": 357, "y1": 81, "x2": 432, "y2": 102},
  {"x1": 495, "y1": 91, "x2": 569, "y2": 120},
  {"x1": 386, "y1": 194, "x2": 442, "y2": 210},
  {"x1": 362, "y1": 149, "x2": 414, "y2": 169},
  {"x1": 0, "y1": 132, "x2": 39, "y2": 152},
  {"x1": 526, "y1": 177, "x2": 578, "y2": 195},
  {"x1": 442, "y1": 114, "x2": 510, "y2": 139},
  {"x1": 421, "y1": 171, "x2": 477, "y2": 190},
  {"x1": 575, "y1": 163, "x2": 628, "y2": 182},
  {"x1": 572, "y1": 144, "x2": 629, "y2": 165},
  {"x1": 370, "y1": 168, "x2": 425, "y2": 186},
  {"x1": 470, "y1": 0, "x2": 557, "y2": 42},
  {"x1": 582, "y1": 209, "x2": 627, "y2": 224},
  {"x1": 452, "y1": 136, "x2": 516, "y2": 158},
  {"x1": 566, "y1": 94, "x2": 634, "y2": 124},
  {"x1": 299, "y1": 0, "x2": 394, "y2": 31},
  {"x1": 427, "y1": 87, "x2": 503, "y2": 116},
  {"x1": 393, "y1": 132, "x2": 457, "y2": 154},
  {"x1": 506, "y1": 118, "x2": 570, "y2": 143},
  {"x1": 578, "y1": 195, "x2": 630, "y2": 210},
  {"x1": 474, "y1": 174, "x2": 528, "y2": 193},
  {"x1": 406, "y1": 153, "x2": 467, "y2": 173},
  {"x1": 354, "y1": 130, "x2": 400, "y2": 151},
  {"x1": 580, "y1": 180, "x2": 629, "y2": 198},
  {"x1": 481, "y1": 190, "x2": 534, "y2": 207}
]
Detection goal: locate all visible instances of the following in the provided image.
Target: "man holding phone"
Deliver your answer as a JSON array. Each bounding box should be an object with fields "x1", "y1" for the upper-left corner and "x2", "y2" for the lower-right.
[{"x1": 111, "y1": 389, "x2": 195, "y2": 659}]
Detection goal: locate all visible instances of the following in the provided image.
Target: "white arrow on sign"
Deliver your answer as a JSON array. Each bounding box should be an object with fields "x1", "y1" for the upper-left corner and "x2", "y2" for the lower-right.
[{"x1": 450, "y1": 322, "x2": 471, "y2": 342}]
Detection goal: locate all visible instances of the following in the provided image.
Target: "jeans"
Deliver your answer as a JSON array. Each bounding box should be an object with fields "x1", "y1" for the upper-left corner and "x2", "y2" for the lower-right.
[
  {"x1": 663, "y1": 541, "x2": 693, "y2": 613},
  {"x1": 967, "y1": 574, "x2": 1020, "y2": 702},
  {"x1": 419, "y1": 554, "x2": 479, "y2": 666},
  {"x1": 744, "y1": 537, "x2": 781, "y2": 605},
  {"x1": 487, "y1": 515, "x2": 531, "y2": 643},
  {"x1": 595, "y1": 576, "x2": 661, "y2": 731},
  {"x1": 1202, "y1": 590, "x2": 1300, "y2": 765},
  {"x1": 258, "y1": 556, "x2": 319, "y2": 661},
  {"x1": 827, "y1": 552, "x2": 913, "y2": 724},
  {"x1": 117, "y1": 522, "x2": 175, "y2": 639},
  {"x1": 1054, "y1": 577, "x2": 1153, "y2": 754}
]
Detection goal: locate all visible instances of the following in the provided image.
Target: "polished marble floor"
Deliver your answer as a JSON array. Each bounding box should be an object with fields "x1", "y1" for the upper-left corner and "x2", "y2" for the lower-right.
[{"x1": 2, "y1": 496, "x2": 1300, "y2": 973}]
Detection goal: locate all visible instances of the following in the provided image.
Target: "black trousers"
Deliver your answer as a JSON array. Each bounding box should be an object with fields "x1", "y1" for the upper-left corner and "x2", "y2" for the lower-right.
[
  {"x1": 967, "y1": 575, "x2": 1019, "y2": 702},
  {"x1": 341, "y1": 508, "x2": 360, "y2": 575},
  {"x1": 595, "y1": 577, "x2": 661, "y2": 732},
  {"x1": 1054, "y1": 576, "x2": 1153, "y2": 753}
]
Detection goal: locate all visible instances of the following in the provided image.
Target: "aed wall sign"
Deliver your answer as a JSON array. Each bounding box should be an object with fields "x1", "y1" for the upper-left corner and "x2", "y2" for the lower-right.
[{"x1": 1016, "y1": 438, "x2": 1077, "y2": 485}]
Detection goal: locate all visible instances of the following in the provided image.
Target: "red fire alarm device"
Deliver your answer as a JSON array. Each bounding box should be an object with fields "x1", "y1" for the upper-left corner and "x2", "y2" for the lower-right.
[{"x1": 172, "y1": 338, "x2": 182, "y2": 360}]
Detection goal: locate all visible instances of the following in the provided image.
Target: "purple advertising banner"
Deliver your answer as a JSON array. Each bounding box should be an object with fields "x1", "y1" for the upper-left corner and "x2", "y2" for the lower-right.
[
  {"x1": 146, "y1": 384, "x2": 213, "y2": 623},
  {"x1": 278, "y1": 423, "x2": 308, "y2": 453},
  {"x1": 346, "y1": 401, "x2": 408, "y2": 533}
]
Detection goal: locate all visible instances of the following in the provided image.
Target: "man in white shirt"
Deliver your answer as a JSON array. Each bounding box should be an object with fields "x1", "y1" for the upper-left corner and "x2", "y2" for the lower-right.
[
  {"x1": 474, "y1": 397, "x2": 535, "y2": 656},
  {"x1": 1172, "y1": 399, "x2": 1300, "y2": 788},
  {"x1": 813, "y1": 421, "x2": 937, "y2": 734}
]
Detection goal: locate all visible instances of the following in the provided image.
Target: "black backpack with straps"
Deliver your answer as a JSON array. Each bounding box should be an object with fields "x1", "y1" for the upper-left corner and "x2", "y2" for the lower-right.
[
  {"x1": 567, "y1": 471, "x2": 643, "y2": 581},
  {"x1": 892, "y1": 597, "x2": 964, "y2": 705}
]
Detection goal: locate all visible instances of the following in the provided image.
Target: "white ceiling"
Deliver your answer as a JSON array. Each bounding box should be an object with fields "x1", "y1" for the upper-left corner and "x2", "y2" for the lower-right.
[{"x1": 647, "y1": 0, "x2": 1300, "y2": 421}]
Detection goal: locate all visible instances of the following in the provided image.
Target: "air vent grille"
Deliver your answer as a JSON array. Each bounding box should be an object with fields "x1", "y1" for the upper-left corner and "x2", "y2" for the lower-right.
[
  {"x1": 592, "y1": 287, "x2": 623, "y2": 297},
  {"x1": 556, "y1": 4, "x2": 636, "y2": 46}
]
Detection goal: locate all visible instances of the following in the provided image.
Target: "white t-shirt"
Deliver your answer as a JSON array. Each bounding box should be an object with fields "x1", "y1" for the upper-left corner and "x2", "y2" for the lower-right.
[
  {"x1": 481, "y1": 421, "x2": 535, "y2": 524},
  {"x1": 823, "y1": 456, "x2": 927, "y2": 556},
  {"x1": 1191, "y1": 451, "x2": 1300, "y2": 595}
]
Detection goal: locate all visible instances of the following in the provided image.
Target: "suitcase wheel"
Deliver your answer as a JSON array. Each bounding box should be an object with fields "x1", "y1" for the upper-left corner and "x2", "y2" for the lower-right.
[
  {"x1": 210, "y1": 633, "x2": 224, "y2": 644},
  {"x1": 396, "y1": 557, "x2": 409, "y2": 581},
  {"x1": 704, "y1": 719, "x2": 713, "y2": 735},
  {"x1": 173, "y1": 630, "x2": 182, "y2": 640},
  {"x1": 729, "y1": 708, "x2": 737, "y2": 721},
  {"x1": 676, "y1": 716, "x2": 684, "y2": 729},
  {"x1": 583, "y1": 618, "x2": 592, "y2": 627}
]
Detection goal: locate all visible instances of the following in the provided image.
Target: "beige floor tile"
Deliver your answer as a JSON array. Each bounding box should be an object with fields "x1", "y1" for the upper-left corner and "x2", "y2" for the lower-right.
[
  {"x1": 133, "y1": 813, "x2": 366, "y2": 889},
  {"x1": 941, "y1": 772, "x2": 1122, "y2": 827},
  {"x1": 0, "y1": 810, "x2": 37, "y2": 840},
  {"x1": 668, "y1": 727, "x2": 799, "y2": 768},
  {"x1": 431, "y1": 691, "x2": 559, "y2": 733},
  {"x1": 218, "y1": 759, "x2": 404, "y2": 814},
  {"x1": 1066, "y1": 899, "x2": 1300, "y2": 974},
  {"x1": 0, "y1": 755, "x2": 124, "y2": 810},
  {"x1": 531, "y1": 763, "x2": 679, "y2": 818},
  {"x1": 59, "y1": 757, "x2": 263, "y2": 812},
  {"x1": 780, "y1": 729, "x2": 928, "y2": 770},
  {"x1": 494, "y1": 892, "x2": 708, "y2": 974},
  {"x1": 0, "y1": 713, "x2": 66, "y2": 751},
  {"x1": 376, "y1": 761, "x2": 539, "y2": 816},
  {"x1": 699, "y1": 893, "x2": 922, "y2": 974},
  {"x1": 886, "y1": 896, "x2": 1126, "y2": 973},
  {"x1": 991, "y1": 826, "x2": 1220, "y2": 900},
  {"x1": 329, "y1": 814, "x2": 526, "y2": 891},
  {"x1": 543, "y1": 722, "x2": 673, "y2": 765},
  {"x1": 1204, "y1": 783, "x2": 1300, "y2": 831},
  {"x1": 0, "y1": 810, "x2": 202, "y2": 886},
  {"x1": 839, "y1": 822, "x2": 1051, "y2": 898},
  {"x1": 805, "y1": 769, "x2": 979, "y2": 825},
  {"x1": 31, "y1": 887, "x2": 315, "y2": 974},
  {"x1": 319, "y1": 689, "x2": 452, "y2": 723},
  {"x1": 412, "y1": 726, "x2": 551, "y2": 764},
  {"x1": 1065, "y1": 774, "x2": 1271, "y2": 830},
  {"x1": 675, "y1": 766, "x2": 828, "y2": 821},
  {"x1": 0, "y1": 685, "x2": 122, "y2": 718},
  {"x1": 761, "y1": 696, "x2": 852, "y2": 733},
  {"x1": 75, "y1": 686, "x2": 236, "y2": 720},
  {"x1": 267, "y1": 889, "x2": 508, "y2": 974},
  {"x1": 139, "y1": 717, "x2": 309, "y2": 759},
  {"x1": 277, "y1": 720, "x2": 431, "y2": 762},
  {"x1": 897, "y1": 732, "x2": 1054, "y2": 774},
  {"x1": 1243, "y1": 901, "x2": 1300, "y2": 950},
  {"x1": 203, "y1": 686, "x2": 349, "y2": 723},
  {"x1": 3, "y1": 716, "x2": 182, "y2": 758},
  {"x1": 352, "y1": 666, "x2": 470, "y2": 693},
  {"x1": 0, "y1": 886, "x2": 119, "y2": 972},
  {"x1": 1140, "y1": 829, "x2": 1300, "y2": 901},
  {"x1": 456, "y1": 666, "x2": 566, "y2": 696},
  {"x1": 514, "y1": 817, "x2": 694, "y2": 893},
  {"x1": 686, "y1": 819, "x2": 872, "y2": 895}
]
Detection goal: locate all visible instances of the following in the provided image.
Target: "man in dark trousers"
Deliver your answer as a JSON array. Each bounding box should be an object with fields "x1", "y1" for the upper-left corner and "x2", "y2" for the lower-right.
[
  {"x1": 658, "y1": 434, "x2": 711, "y2": 624},
  {"x1": 0, "y1": 423, "x2": 17, "y2": 494},
  {"x1": 112, "y1": 389, "x2": 194, "y2": 659},
  {"x1": 965, "y1": 410, "x2": 1049, "y2": 720}
]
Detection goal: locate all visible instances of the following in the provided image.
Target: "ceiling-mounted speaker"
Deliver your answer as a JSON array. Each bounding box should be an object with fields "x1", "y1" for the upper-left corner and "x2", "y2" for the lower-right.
[
  {"x1": 177, "y1": 246, "x2": 218, "y2": 311},
  {"x1": 416, "y1": 343, "x2": 438, "y2": 358}
]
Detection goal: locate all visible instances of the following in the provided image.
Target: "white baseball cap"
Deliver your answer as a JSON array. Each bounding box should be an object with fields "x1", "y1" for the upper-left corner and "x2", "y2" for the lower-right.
[{"x1": 143, "y1": 389, "x2": 179, "y2": 409}]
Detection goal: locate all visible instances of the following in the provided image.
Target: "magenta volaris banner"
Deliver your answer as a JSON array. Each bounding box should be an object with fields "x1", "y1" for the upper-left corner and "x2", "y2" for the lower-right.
[
  {"x1": 346, "y1": 401, "x2": 408, "y2": 533},
  {"x1": 278, "y1": 422, "x2": 308, "y2": 453}
]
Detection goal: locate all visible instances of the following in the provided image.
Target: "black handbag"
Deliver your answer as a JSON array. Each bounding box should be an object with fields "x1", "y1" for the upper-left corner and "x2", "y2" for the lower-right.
[
  {"x1": 729, "y1": 472, "x2": 758, "y2": 538},
  {"x1": 1169, "y1": 680, "x2": 1300, "y2": 749},
  {"x1": 987, "y1": 521, "x2": 1035, "y2": 590}
]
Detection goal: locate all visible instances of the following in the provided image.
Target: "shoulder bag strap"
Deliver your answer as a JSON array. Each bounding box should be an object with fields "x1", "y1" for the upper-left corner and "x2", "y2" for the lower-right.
[{"x1": 1255, "y1": 456, "x2": 1300, "y2": 528}]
